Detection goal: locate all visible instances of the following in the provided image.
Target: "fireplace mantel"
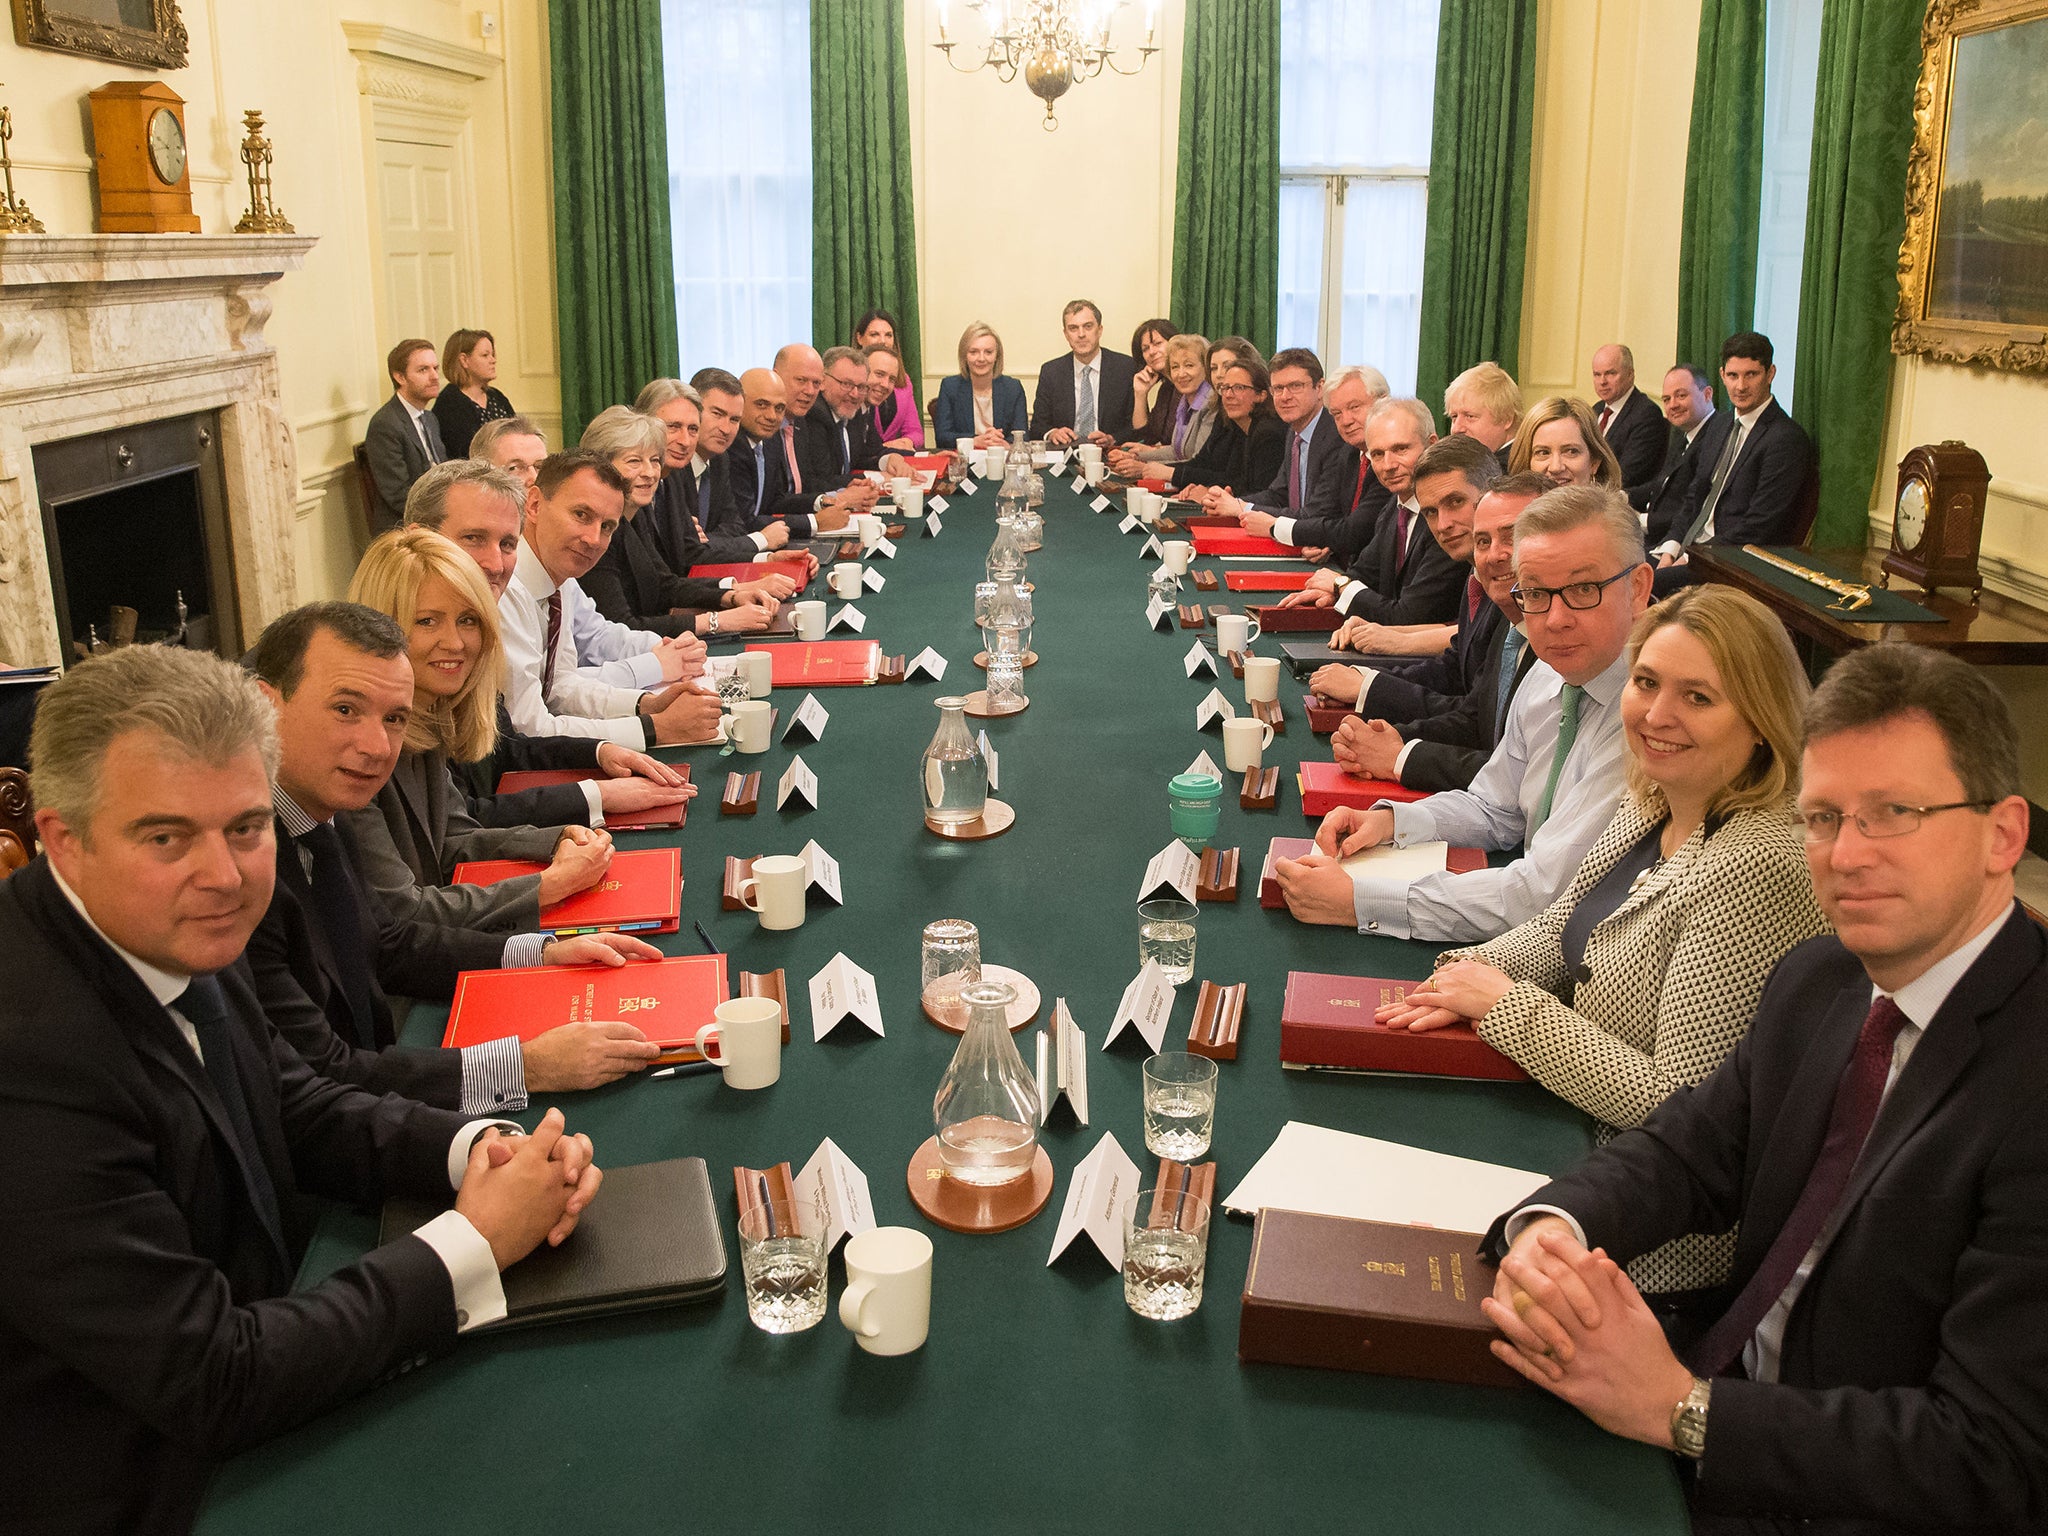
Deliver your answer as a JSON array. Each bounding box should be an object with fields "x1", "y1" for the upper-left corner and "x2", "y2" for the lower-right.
[{"x1": 0, "y1": 231, "x2": 319, "y2": 667}]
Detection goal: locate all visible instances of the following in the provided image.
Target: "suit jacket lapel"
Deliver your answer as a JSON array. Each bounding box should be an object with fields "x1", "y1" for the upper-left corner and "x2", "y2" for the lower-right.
[{"x1": 271, "y1": 818, "x2": 352, "y2": 1011}]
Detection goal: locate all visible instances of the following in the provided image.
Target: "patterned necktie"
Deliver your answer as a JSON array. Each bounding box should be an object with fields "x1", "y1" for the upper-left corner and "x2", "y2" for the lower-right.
[
  {"x1": 838, "y1": 421, "x2": 852, "y2": 477},
  {"x1": 1494, "y1": 627, "x2": 1524, "y2": 736},
  {"x1": 298, "y1": 821, "x2": 377, "y2": 1048},
  {"x1": 542, "y1": 589, "x2": 563, "y2": 696},
  {"x1": 177, "y1": 973, "x2": 289, "y2": 1266},
  {"x1": 1466, "y1": 575, "x2": 1484, "y2": 622},
  {"x1": 1351, "y1": 454, "x2": 1370, "y2": 511},
  {"x1": 1684, "y1": 420, "x2": 1746, "y2": 545},
  {"x1": 1393, "y1": 504, "x2": 1413, "y2": 574},
  {"x1": 1285, "y1": 432, "x2": 1302, "y2": 510},
  {"x1": 1687, "y1": 996, "x2": 1913, "y2": 1377},
  {"x1": 782, "y1": 420, "x2": 802, "y2": 493},
  {"x1": 1530, "y1": 682, "x2": 1583, "y2": 833},
  {"x1": 1076, "y1": 363, "x2": 1096, "y2": 439},
  {"x1": 1596, "y1": 403, "x2": 1613, "y2": 435}
]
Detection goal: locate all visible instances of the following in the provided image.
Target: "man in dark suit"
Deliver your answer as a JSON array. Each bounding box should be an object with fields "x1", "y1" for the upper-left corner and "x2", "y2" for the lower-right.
[
  {"x1": 1657, "y1": 330, "x2": 1817, "y2": 572},
  {"x1": 804, "y1": 348, "x2": 911, "y2": 489},
  {"x1": 243, "y1": 603, "x2": 666, "y2": 1114},
  {"x1": 724, "y1": 366, "x2": 866, "y2": 540},
  {"x1": 362, "y1": 338, "x2": 447, "y2": 533},
  {"x1": 1236, "y1": 364, "x2": 1390, "y2": 564},
  {"x1": 1322, "y1": 473, "x2": 1548, "y2": 794},
  {"x1": 1631, "y1": 363, "x2": 1718, "y2": 536},
  {"x1": 1589, "y1": 343, "x2": 1668, "y2": 492},
  {"x1": 1029, "y1": 299, "x2": 1137, "y2": 447},
  {"x1": 1482, "y1": 643, "x2": 2048, "y2": 1533},
  {"x1": 1194, "y1": 349, "x2": 1349, "y2": 529},
  {"x1": 0, "y1": 642, "x2": 601, "y2": 1534}
]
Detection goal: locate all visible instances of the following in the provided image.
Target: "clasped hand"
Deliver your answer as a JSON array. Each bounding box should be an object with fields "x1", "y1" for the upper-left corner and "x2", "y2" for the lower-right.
[
  {"x1": 1376, "y1": 958, "x2": 1514, "y2": 1032},
  {"x1": 457, "y1": 1108, "x2": 604, "y2": 1268}
]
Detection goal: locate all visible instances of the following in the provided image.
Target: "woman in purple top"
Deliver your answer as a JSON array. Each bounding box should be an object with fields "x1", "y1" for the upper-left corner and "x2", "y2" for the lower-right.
[{"x1": 1108, "y1": 333, "x2": 1216, "y2": 474}]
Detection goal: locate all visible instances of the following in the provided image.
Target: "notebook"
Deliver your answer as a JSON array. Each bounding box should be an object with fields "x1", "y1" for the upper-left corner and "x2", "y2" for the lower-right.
[
  {"x1": 494, "y1": 767, "x2": 689, "y2": 829},
  {"x1": 744, "y1": 639, "x2": 881, "y2": 687},
  {"x1": 440, "y1": 953, "x2": 728, "y2": 1056}
]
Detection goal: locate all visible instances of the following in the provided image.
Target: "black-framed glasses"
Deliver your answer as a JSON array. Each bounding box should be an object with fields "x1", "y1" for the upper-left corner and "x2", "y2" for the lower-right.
[
  {"x1": 1511, "y1": 565, "x2": 1640, "y2": 613},
  {"x1": 1795, "y1": 800, "x2": 1996, "y2": 845}
]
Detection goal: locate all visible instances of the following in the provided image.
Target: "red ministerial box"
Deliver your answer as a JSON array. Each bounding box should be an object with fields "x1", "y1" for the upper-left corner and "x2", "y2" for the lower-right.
[
  {"x1": 1225, "y1": 570, "x2": 1318, "y2": 592},
  {"x1": 442, "y1": 953, "x2": 728, "y2": 1055},
  {"x1": 1251, "y1": 603, "x2": 1341, "y2": 633},
  {"x1": 1259, "y1": 838, "x2": 1486, "y2": 909},
  {"x1": 744, "y1": 639, "x2": 881, "y2": 687},
  {"x1": 451, "y1": 846, "x2": 681, "y2": 935},
  {"x1": 1279, "y1": 971, "x2": 1529, "y2": 1081},
  {"x1": 1304, "y1": 695, "x2": 1351, "y2": 735},
  {"x1": 1299, "y1": 761, "x2": 1429, "y2": 817},
  {"x1": 687, "y1": 559, "x2": 811, "y2": 588},
  {"x1": 495, "y1": 765, "x2": 691, "y2": 829},
  {"x1": 1191, "y1": 529, "x2": 1297, "y2": 559}
]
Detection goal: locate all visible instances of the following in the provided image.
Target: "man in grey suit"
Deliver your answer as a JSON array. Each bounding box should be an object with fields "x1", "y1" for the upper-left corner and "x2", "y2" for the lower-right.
[{"x1": 363, "y1": 338, "x2": 447, "y2": 533}]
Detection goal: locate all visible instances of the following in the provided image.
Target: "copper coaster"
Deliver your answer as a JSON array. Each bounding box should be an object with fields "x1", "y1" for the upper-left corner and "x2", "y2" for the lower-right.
[
  {"x1": 922, "y1": 964, "x2": 1041, "y2": 1033},
  {"x1": 972, "y1": 649, "x2": 1039, "y2": 669},
  {"x1": 907, "y1": 1137, "x2": 1055, "y2": 1234},
  {"x1": 925, "y1": 798, "x2": 1016, "y2": 839},
  {"x1": 961, "y1": 690, "x2": 1028, "y2": 718}
]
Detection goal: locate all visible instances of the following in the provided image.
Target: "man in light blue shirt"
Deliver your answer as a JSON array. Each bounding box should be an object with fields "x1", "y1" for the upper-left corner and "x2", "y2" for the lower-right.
[{"x1": 1275, "y1": 484, "x2": 1653, "y2": 943}]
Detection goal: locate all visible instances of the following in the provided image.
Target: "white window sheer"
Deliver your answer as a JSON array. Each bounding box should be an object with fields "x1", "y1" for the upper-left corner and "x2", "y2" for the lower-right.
[
  {"x1": 661, "y1": 0, "x2": 813, "y2": 374},
  {"x1": 1752, "y1": 0, "x2": 1825, "y2": 410},
  {"x1": 1275, "y1": 0, "x2": 1439, "y2": 394}
]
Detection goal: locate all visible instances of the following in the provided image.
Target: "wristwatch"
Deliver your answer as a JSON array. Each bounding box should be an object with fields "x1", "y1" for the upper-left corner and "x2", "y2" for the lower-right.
[
  {"x1": 706, "y1": 610, "x2": 722, "y2": 635},
  {"x1": 1670, "y1": 1376, "x2": 1711, "y2": 1459}
]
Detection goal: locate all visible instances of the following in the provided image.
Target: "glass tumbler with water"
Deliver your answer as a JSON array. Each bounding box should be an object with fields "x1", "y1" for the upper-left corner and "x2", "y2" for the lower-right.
[
  {"x1": 922, "y1": 697, "x2": 989, "y2": 826},
  {"x1": 738, "y1": 1200, "x2": 827, "y2": 1333},
  {"x1": 1141, "y1": 1051, "x2": 1218, "y2": 1161},
  {"x1": 1122, "y1": 1183, "x2": 1211, "y2": 1321},
  {"x1": 1136, "y1": 897, "x2": 1198, "y2": 985},
  {"x1": 920, "y1": 917, "x2": 981, "y2": 1019}
]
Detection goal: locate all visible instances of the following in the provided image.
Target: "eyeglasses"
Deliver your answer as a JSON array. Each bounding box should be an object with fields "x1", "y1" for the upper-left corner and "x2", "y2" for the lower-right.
[
  {"x1": 1510, "y1": 565, "x2": 1640, "y2": 613},
  {"x1": 1795, "y1": 800, "x2": 1995, "y2": 844},
  {"x1": 1217, "y1": 383, "x2": 1260, "y2": 396},
  {"x1": 1270, "y1": 380, "x2": 1314, "y2": 394}
]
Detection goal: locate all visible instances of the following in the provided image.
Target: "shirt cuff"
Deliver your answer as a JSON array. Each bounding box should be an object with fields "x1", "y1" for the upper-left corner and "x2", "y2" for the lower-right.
[
  {"x1": 1351, "y1": 667, "x2": 1378, "y2": 711},
  {"x1": 447, "y1": 1118, "x2": 525, "y2": 1190},
  {"x1": 1385, "y1": 799, "x2": 1438, "y2": 848},
  {"x1": 1348, "y1": 872, "x2": 1413, "y2": 940},
  {"x1": 502, "y1": 933, "x2": 549, "y2": 968},
  {"x1": 1504, "y1": 1205, "x2": 1587, "y2": 1249},
  {"x1": 1393, "y1": 737, "x2": 1420, "y2": 776},
  {"x1": 579, "y1": 779, "x2": 605, "y2": 827},
  {"x1": 411, "y1": 1209, "x2": 508, "y2": 1333},
  {"x1": 458, "y1": 1037, "x2": 530, "y2": 1115},
  {"x1": 623, "y1": 652, "x2": 665, "y2": 689},
  {"x1": 1653, "y1": 539, "x2": 1681, "y2": 556},
  {"x1": 1272, "y1": 517, "x2": 1298, "y2": 546},
  {"x1": 1337, "y1": 579, "x2": 1367, "y2": 613},
  {"x1": 718, "y1": 577, "x2": 735, "y2": 590},
  {"x1": 749, "y1": 532, "x2": 769, "y2": 551}
]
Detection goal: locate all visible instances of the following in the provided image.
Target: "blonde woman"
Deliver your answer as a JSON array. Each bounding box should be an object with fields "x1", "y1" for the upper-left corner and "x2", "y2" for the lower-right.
[
  {"x1": 1378, "y1": 584, "x2": 1828, "y2": 1295},
  {"x1": 432, "y1": 326, "x2": 514, "y2": 458},
  {"x1": 1509, "y1": 395, "x2": 1624, "y2": 489},
  {"x1": 932, "y1": 321, "x2": 1028, "y2": 446},
  {"x1": 343, "y1": 527, "x2": 615, "y2": 933},
  {"x1": 1107, "y1": 332, "x2": 1216, "y2": 475}
]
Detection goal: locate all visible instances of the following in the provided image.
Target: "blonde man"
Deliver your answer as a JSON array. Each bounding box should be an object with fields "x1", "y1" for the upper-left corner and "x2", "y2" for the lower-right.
[{"x1": 1444, "y1": 361, "x2": 1524, "y2": 461}]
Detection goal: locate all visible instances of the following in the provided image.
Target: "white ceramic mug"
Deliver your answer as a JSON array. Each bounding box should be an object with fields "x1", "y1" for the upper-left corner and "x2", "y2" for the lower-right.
[
  {"x1": 830, "y1": 561, "x2": 863, "y2": 599},
  {"x1": 1077, "y1": 441, "x2": 1102, "y2": 463},
  {"x1": 838, "y1": 1226, "x2": 933, "y2": 1355},
  {"x1": 854, "y1": 513, "x2": 885, "y2": 549},
  {"x1": 1130, "y1": 489, "x2": 1157, "y2": 523},
  {"x1": 794, "y1": 600, "x2": 827, "y2": 641},
  {"x1": 1082, "y1": 461, "x2": 1106, "y2": 487},
  {"x1": 898, "y1": 488, "x2": 924, "y2": 519},
  {"x1": 889, "y1": 476, "x2": 912, "y2": 505},
  {"x1": 1161, "y1": 540, "x2": 1193, "y2": 575},
  {"x1": 737, "y1": 853, "x2": 806, "y2": 931},
  {"x1": 693, "y1": 995, "x2": 783, "y2": 1089},
  {"x1": 1214, "y1": 612, "x2": 1261, "y2": 654},
  {"x1": 1222, "y1": 716, "x2": 1276, "y2": 772},
  {"x1": 738, "y1": 651, "x2": 773, "y2": 698},
  {"x1": 1243, "y1": 655, "x2": 1282, "y2": 704},
  {"x1": 727, "y1": 698, "x2": 774, "y2": 754},
  {"x1": 955, "y1": 437, "x2": 975, "y2": 460},
  {"x1": 980, "y1": 447, "x2": 1006, "y2": 479}
]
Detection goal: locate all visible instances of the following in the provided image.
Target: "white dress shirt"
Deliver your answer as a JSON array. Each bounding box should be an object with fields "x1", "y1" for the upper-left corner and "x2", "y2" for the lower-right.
[
  {"x1": 1347, "y1": 651, "x2": 1629, "y2": 942},
  {"x1": 46, "y1": 865, "x2": 512, "y2": 1331},
  {"x1": 401, "y1": 396, "x2": 439, "y2": 461},
  {"x1": 499, "y1": 539, "x2": 652, "y2": 748},
  {"x1": 1655, "y1": 397, "x2": 1770, "y2": 555}
]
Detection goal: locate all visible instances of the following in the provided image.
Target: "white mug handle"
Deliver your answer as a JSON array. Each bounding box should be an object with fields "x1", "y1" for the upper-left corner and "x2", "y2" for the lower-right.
[
  {"x1": 1243, "y1": 613, "x2": 1262, "y2": 646},
  {"x1": 1258, "y1": 721, "x2": 1276, "y2": 751},
  {"x1": 694, "y1": 1022, "x2": 726, "y2": 1065},
  {"x1": 839, "y1": 1280, "x2": 881, "y2": 1338},
  {"x1": 737, "y1": 878, "x2": 763, "y2": 913}
]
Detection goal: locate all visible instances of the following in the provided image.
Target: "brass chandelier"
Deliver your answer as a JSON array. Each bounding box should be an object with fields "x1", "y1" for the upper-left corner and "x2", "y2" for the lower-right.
[{"x1": 934, "y1": 1, "x2": 1160, "y2": 129}]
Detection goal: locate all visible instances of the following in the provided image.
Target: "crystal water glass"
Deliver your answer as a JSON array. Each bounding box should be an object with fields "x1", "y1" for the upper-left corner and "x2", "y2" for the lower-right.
[
  {"x1": 738, "y1": 1200, "x2": 826, "y2": 1334},
  {"x1": 985, "y1": 653, "x2": 1026, "y2": 708},
  {"x1": 1123, "y1": 1183, "x2": 1210, "y2": 1321},
  {"x1": 921, "y1": 918, "x2": 982, "y2": 1016},
  {"x1": 1136, "y1": 897, "x2": 1198, "y2": 984}
]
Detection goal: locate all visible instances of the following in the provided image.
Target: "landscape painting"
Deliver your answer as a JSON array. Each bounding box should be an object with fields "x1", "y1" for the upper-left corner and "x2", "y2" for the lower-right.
[{"x1": 1928, "y1": 13, "x2": 2048, "y2": 328}]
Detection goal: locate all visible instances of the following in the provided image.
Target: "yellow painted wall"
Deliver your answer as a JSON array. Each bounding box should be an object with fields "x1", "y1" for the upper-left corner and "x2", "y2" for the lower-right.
[{"x1": 1, "y1": 0, "x2": 559, "y2": 606}]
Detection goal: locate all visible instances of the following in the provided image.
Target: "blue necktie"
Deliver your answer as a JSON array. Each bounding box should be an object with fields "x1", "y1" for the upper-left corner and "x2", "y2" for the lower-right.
[
  {"x1": 177, "y1": 974, "x2": 290, "y2": 1268},
  {"x1": 751, "y1": 442, "x2": 766, "y2": 520},
  {"x1": 1494, "y1": 626, "x2": 1525, "y2": 737}
]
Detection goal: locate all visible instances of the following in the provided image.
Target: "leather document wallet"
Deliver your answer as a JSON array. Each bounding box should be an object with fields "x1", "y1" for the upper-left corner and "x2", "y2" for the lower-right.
[
  {"x1": 451, "y1": 847, "x2": 681, "y2": 935},
  {"x1": 1279, "y1": 641, "x2": 1415, "y2": 675},
  {"x1": 1238, "y1": 1208, "x2": 1520, "y2": 1388},
  {"x1": 1252, "y1": 604, "x2": 1341, "y2": 633},
  {"x1": 379, "y1": 1156, "x2": 727, "y2": 1331},
  {"x1": 1279, "y1": 970, "x2": 1528, "y2": 1080}
]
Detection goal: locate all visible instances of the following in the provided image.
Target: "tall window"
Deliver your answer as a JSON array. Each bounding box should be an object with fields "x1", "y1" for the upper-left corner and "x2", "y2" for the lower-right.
[
  {"x1": 1751, "y1": 0, "x2": 1825, "y2": 410},
  {"x1": 661, "y1": 0, "x2": 812, "y2": 372},
  {"x1": 1275, "y1": 0, "x2": 1440, "y2": 394}
]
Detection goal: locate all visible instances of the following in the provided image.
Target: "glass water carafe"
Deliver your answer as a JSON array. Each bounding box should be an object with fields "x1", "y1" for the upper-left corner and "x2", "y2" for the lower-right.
[
  {"x1": 986, "y1": 507, "x2": 1027, "y2": 583},
  {"x1": 921, "y1": 696, "x2": 988, "y2": 826},
  {"x1": 932, "y1": 980, "x2": 1041, "y2": 1186}
]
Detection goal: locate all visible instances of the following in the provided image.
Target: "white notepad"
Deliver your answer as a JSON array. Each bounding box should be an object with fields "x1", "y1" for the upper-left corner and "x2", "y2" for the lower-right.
[{"x1": 1221, "y1": 1121, "x2": 1547, "y2": 1233}]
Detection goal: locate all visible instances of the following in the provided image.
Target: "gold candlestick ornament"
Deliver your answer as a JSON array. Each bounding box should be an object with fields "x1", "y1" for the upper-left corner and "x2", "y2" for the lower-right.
[
  {"x1": 233, "y1": 110, "x2": 293, "y2": 234},
  {"x1": 0, "y1": 90, "x2": 47, "y2": 233}
]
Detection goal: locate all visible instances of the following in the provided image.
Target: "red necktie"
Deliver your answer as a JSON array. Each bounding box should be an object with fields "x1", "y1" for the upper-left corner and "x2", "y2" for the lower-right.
[
  {"x1": 1351, "y1": 455, "x2": 1369, "y2": 512},
  {"x1": 1285, "y1": 432, "x2": 1302, "y2": 510},
  {"x1": 1686, "y1": 995, "x2": 1913, "y2": 1376},
  {"x1": 782, "y1": 420, "x2": 802, "y2": 494},
  {"x1": 1597, "y1": 404, "x2": 1613, "y2": 435},
  {"x1": 542, "y1": 590, "x2": 563, "y2": 697},
  {"x1": 1393, "y1": 504, "x2": 1412, "y2": 573},
  {"x1": 1466, "y1": 575, "x2": 1483, "y2": 621}
]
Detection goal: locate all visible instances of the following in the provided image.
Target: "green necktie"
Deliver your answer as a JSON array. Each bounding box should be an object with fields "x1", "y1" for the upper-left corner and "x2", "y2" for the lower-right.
[{"x1": 1531, "y1": 683, "x2": 1583, "y2": 834}]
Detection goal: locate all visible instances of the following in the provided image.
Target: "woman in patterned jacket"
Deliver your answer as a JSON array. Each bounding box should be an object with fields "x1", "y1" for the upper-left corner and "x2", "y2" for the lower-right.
[{"x1": 1376, "y1": 584, "x2": 1827, "y2": 1295}]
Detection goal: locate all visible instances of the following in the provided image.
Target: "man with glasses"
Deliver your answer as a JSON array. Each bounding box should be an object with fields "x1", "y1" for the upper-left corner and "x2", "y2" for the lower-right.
[
  {"x1": 1275, "y1": 484, "x2": 1650, "y2": 943},
  {"x1": 1194, "y1": 348, "x2": 1347, "y2": 528},
  {"x1": 810, "y1": 346, "x2": 910, "y2": 485},
  {"x1": 1478, "y1": 642, "x2": 2047, "y2": 1532},
  {"x1": 1235, "y1": 365, "x2": 1390, "y2": 566}
]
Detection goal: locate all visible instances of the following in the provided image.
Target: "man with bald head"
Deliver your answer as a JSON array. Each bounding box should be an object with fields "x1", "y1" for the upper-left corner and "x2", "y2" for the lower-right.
[
  {"x1": 724, "y1": 364, "x2": 868, "y2": 539},
  {"x1": 1589, "y1": 343, "x2": 1665, "y2": 491},
  {"x1": 777, "y1": 343, "x2": 883, "y2": 511}
]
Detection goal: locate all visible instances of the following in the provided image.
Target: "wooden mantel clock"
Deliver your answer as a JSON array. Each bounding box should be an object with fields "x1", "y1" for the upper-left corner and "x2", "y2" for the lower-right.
[
  {"x1": 1882, "y1": 440, "x2": 1989, "y2": 602},
  {"x1": 86, "y1": 81, "x2": 201, "y2": 233}
]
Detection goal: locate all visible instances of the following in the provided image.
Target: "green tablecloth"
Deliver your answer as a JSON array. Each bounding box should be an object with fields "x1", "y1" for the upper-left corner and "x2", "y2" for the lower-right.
[
  {"x1": 1717, "y1": 545, "x2": 1945, "y2": 623},
  {"x1": 198, "y1": 473, "x2": 1686, "y2": 1534}
]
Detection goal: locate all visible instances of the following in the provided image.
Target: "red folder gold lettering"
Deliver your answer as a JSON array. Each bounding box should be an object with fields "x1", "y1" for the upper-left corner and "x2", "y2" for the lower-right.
[
  {"x1": 441, "y1": 953, "x2": 728, "y2": 1055},
  {"x1": 451, "y1": 846, "x2": 681, "y2": 934}
]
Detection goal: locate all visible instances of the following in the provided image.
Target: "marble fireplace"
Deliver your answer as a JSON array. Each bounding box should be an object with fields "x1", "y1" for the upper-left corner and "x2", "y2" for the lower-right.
[{"x1": 0, "y1": 233, "x2": 318, "y2": 669}]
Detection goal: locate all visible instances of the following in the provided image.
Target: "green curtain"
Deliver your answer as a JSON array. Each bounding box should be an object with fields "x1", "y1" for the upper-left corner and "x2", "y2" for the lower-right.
[
  {"x1": 547, "y1": 0, "x2": 680, "y2": 446},
  {"x1": 1169, "y1": 0, "x2": 1280, "y2": 354},
  {"x1": 1413, "y1": 0, "x2": 1539, "y2": 426},
  {"x1": 1792, "y1": 0, "x2": 1925, "y2": 547},
  {"x1": 812, "y1": 0, "x2": 923, "y2": 400},
  {"x1": 1675, "y1": 0, "x2": 1767, "y2": 401}
]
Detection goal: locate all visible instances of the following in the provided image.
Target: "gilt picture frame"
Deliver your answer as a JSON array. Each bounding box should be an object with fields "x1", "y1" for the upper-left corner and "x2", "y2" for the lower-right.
[
  {"x1": 9, "y1": 0, "x2": 188, "y2": 71},
  {"x1": 1894, "y1": 0, "x2": 2048, "y2": 374}
]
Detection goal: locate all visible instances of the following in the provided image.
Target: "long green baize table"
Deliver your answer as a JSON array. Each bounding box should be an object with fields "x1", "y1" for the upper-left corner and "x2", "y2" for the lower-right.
[{"x1": 200, "y1": 471, "x2": 1686, "y2": 1533}]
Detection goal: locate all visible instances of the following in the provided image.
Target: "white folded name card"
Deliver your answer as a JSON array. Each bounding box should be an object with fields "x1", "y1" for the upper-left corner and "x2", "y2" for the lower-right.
[
  {"x1": 782, "y1": 692, "x2": 829, "y2": 744},
  {"x1": 793, "y1": 1136, "x2": 874, "y2": 1251},
  {"x1": 808, "y1": 952, "x2": 884, "y2": 1040},
  {"x1": 1185, "y1": 749, "x2": 1223, "y2": 781},
  {"x1": 863, "y1": 567, "x2": 886, "y2": 592},
  {"x1": 1184, "y1": 641, "x2": 1218, "y2": 679},
  {"x1": 1146, "y1": 597, "x2": 1174, "y2": 631},
  {"x1": 1036, "y1": 998, "x2": 1089, "y2": 1126},
  {"x1": 1104, "y1": 958, "x2": 1177, "y2": 1053},
  {"x1": 829, "y1": 604, "x2": 867, "y2": 633},
  {"x1": 923, "y1": 510, "x2": 944, "y2": 537},
  {"x1": 905, "y1": 646, "x2": 947, "y2": 682},
  {"x1": 1046, "y1": 1131, "x2": 1141, "y2": 1268},
  {"x1": 777, "y1": 754, "x2": 818, "y2": 811},
  {"x1": 1194, "y1": 688, "x2": 1235, "y2": 731},
  {"x1": 798, "y1": 838, "x2": 843, "y2": 905},
  {"x1": 1138, "y1": 839, "x2": 1201, "y2": 905},
  {"x1": 977, "y1": 729, "x2": 999, "y2": 793}
]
